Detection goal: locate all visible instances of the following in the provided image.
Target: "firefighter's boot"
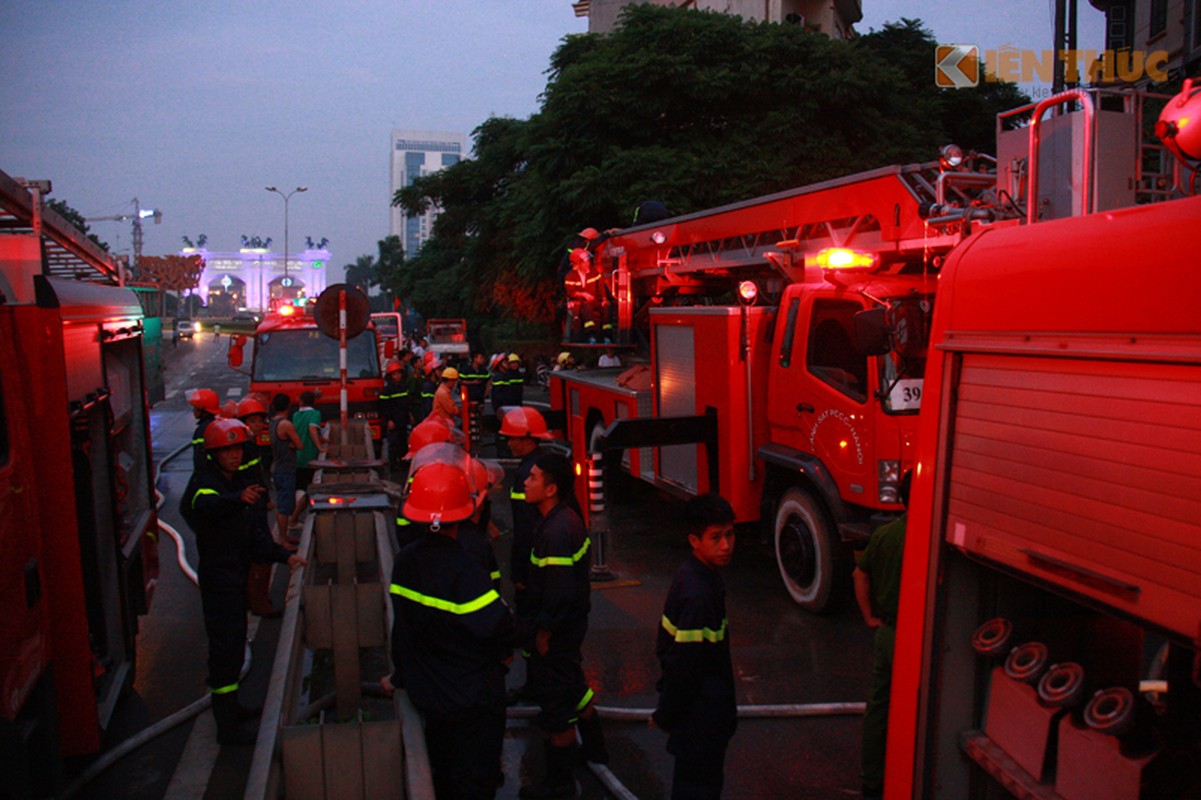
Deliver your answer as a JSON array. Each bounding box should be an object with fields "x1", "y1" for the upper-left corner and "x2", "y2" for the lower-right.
[
  {"x1": 576, "y1": 712, "x2": 609, "y2": 764},
  {"x1": 211, "y1": 692, "x2": 258, "y2": 746},
  {"x1": 518, "y1": 742, "x2": 578, "y2": 798},
  {"x1": 248, "y1": 563, "x2": 281, "y2": 618}
]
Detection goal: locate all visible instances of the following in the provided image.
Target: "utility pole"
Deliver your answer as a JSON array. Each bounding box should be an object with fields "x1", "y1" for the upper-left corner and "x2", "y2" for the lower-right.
[{"x1": 1052, "y1": 0, "x2": 1080, "y2": 94}]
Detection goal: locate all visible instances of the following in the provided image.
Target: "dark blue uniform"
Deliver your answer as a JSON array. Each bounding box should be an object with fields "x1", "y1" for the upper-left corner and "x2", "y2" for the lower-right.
[
  {"x1": 379, "y1": 373, "x2": 412, "y2": 467},
  {"x1": 191, "y1": 413, "x2": 217, "y2": 472},
  {"x1": 388, "y1": 532, "x2": 515, "y2": 799},
  {"x1": 489, "y1": 368, "x2": 524, "y2": 413},
  {"x1": 653, "y1": 554, "x2": 737, "y2": 800},
  {"x1": 180, "y1": 462, "x2": 294, "y2": 694},
  {"x1": 508, "y1": 450, "x2": 541, "y2": 610},
  {"x1": 420, "y1": 377, "x2": 437, "y2": 419},
  {"x1": 523, "y1": 502, "x2": 593, "y2": 731}
]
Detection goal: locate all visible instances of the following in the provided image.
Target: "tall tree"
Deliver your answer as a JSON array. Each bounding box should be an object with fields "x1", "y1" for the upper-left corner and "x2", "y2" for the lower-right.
[
  {"x1": 395, "y1": 7, "x2": 1028, "y2": 328},
  {"x1": 47, "y1": 198, "x2": 109, "y2": 251}
]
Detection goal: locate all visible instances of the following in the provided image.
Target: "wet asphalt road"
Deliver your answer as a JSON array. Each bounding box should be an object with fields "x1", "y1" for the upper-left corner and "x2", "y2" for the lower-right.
[{"x1": 72, "y1": 331, "x2": 875, "y2": 800}]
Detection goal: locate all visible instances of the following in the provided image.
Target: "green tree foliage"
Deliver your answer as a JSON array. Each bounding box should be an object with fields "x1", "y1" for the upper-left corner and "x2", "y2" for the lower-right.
[
  {"x1": 344, "y1": 253, "x2": 377, "y2": 294},
  {"x1": 47, "y1": 198, "x2": 109, "y2": 251},
  {"x1": 395, "y1": 7, "x2": 1027, "y2": 327}
]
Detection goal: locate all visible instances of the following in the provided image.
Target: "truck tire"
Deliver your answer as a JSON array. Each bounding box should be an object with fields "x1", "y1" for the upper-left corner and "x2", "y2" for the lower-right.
[{"x1": 773, "y1": 487, "x2": 847, "y2": 613}]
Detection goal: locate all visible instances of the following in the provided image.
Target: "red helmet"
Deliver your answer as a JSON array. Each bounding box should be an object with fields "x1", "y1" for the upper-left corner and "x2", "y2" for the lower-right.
[
  {"x1": 469, "y1": 457, "x2": 505, "y2": 505},
  {"x1": 204, "y1": 418, "x2": 251, "y2": 451},
  {"x1": 569, "y1": 248, "x2": 592, "y2": 267},
  {"x1": 422, "y1": 351, "x2": 443, "y2": 375},
  {"x1": 402, "y1": 462, "x2": 478, "y2": 527},
  {"x1": 385, "y1": 358, "x2": 404, "y2": 375},
  {"x1": 405, "y1": 418, "x2": 465, "y2": 458},
  {"x1": 219, "y1": 400, "x2": 239, "y2": 418},
  {"x1": 187, "y1": 388, "x2": 220, "y2": 415},
  {"x1": 236, "y1": 397, "x2": 267, "y2": 419},
  {"x1": 577, "y1": 227, "x2": 600, "y2": 241},
  {"x1": 1156, "y1": 78, "x2": 1201, "y2": 162},
  {"x1": 500, "y1": 406, "x2": 553, "y2": 440}
]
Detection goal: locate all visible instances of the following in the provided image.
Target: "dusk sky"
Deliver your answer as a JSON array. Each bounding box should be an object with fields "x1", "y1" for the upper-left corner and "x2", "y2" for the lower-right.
[{"x1": 0, "y1": 1, "x2": 1104, "y2": 276}]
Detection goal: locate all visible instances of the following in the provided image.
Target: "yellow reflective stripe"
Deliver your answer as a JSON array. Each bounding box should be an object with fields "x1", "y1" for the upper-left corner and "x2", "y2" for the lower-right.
[
  {"x1": 530, "y1": 538, "x2": 591, "y2": 568},
  {"x1": 192, "y1": 437, "x2": 205, "y2": 445},
  {"x1": 660, "y1": 614, "x2": 728, "y2": 644},
  {"x1": 192, "y1": 488, "x2": 219, "y2": 509},
  {"x1": 509, "y1": 490, "x2": 526, "y2": 501},
  {"x1": 210, "y1": 682, "x2": 239, "y2": 695},
  {"x1": 490, "y1": 570, "x2": 502, "y2": 582},
  {"x1": 575, "y1": 687, "x2": 594, "y2": 711},
  {"x1": 237, "y1": 457, "x2": 261, "y2": 472},
  {"x1": 396, "y1": 517, "x2": 412, "y2": 527},
  {"x1": 390, "y1": 583, "x2": 500, "y2": 615}
]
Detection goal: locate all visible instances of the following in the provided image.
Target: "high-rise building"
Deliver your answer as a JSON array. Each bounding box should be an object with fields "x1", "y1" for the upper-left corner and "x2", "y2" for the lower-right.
[
  {"x1": 389, "y1": 129, "x2": 468, "y2": 258},
  {"x1": 573, "y1": 0, "x2": 862, "y2": 38}
]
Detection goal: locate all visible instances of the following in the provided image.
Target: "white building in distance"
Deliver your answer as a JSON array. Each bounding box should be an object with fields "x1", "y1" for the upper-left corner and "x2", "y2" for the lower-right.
[
  {"x1": 180, "y1": 244, "x2": 331, "y2": 313},
  {"x1": 390, "y1": 129, "x2": 468, "y2": 258}
]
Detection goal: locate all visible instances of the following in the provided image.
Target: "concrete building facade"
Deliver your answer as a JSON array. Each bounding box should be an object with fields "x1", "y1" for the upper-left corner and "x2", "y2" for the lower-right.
[
  {"x1": 389, "y1": 129, "x2": 468, "y2": 258},
  {"x1": 573, "y1": 0, "x2": 863, "y2": 38},
  {"x1": 1089, "y1": 0, "x2": 1201, "y2": 83}
]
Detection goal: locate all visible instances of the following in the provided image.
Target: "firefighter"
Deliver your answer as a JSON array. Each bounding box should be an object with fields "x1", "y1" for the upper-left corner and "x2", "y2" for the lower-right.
[
  {"x1": 460, "y1": 351, "x2": 492, "y2": 410},
  {"x1": 651, "y1": 494, "x2": 738, "y2": 800},
  {"x1": 396, "y1": 419, "x2": 466, "y2": 545},
  {"x1": 500, "y1": 407, "x2": 554, "y2": 705},
  {"x1": 188, "y1": 388, "x2": 222, "y2": 472},
  {"x1": 458, "y1": 454, "x2": 505, "y2": 591},
  {"x1": 853, "y1": 471, "x2": 910, "y2": 800},
  {"x1": 420, "y1": 352, "x2": 442, "y2": 419},
  {"x1": 490, "y1": 353, "x2": 524, "y2": 413},
  {"x1": 519, "y1": 452, "x2": 607, "y2": 798},
  {"x1": 563, "y1": 249, "x2": 600, "y2": 342},
  {"x1": 236, "y1": 397, "x2": 281, "y2": 618},
  {"x1": 381, "y1": 456, "x2": 515, "y2": 799},
  {"x1": 427, "y1": 366, "x2": 461, "y2": 426},
  {"x1": 380, "y1": 358, "x2": 413, "y2": 471},
  {"x1": 179, "y1": 418, "x2": 306, "y2": 746}
]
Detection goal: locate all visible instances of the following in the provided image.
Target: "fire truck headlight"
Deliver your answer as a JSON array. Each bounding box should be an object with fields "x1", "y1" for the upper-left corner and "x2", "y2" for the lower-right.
[
  {"x1": 878, "y1": 460, "x2": 900, "y2": 503},
  {"x1": 939, "y1": 144, "x2": 965, "y2": 170}
]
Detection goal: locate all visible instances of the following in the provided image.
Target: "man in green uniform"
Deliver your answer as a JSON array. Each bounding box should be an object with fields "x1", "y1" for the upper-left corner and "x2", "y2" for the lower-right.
[{"x1": 853, "y1": 471, "x2": 911, "y2": 800}]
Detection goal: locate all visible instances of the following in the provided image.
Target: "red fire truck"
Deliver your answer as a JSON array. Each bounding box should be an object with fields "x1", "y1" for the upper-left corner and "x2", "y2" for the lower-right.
[
  {"x1": 551, "y1": 87, "x2": 1182, "y2": 613},
  {"x1": 227, "y1": 299, "x2": 386, "y2": 439},
  {"x1": 0, "y1": 170, "x2": 160, "y2": 795},
  {"x1": 885, "y1": 87, "x2": 1201, "y2": 799}
]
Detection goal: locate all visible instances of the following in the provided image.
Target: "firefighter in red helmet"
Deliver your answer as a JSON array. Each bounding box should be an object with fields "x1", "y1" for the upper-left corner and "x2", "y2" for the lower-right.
[
  {"x1": 381, "y1": 454, "x2": 515, "y2": 799},
  {"x1": 179, "y1": 418, "x2": 306, "y2": 746},
  {"x1": 236, "y1": 397, "x2": 283, "y2": 619},
  {"x1": 188, "y1": 387, "x2": 222, "y2": 472}
]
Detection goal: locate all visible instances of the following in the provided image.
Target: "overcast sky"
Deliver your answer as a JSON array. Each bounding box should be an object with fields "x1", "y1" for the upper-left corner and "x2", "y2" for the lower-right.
[{"x1": 0, "y1": 1, "x2": 1103, "y2": 272}]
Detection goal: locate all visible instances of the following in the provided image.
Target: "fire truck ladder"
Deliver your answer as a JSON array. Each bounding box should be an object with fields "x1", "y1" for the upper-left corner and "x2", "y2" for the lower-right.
[{"x1": 0, "y1": 169, "x2": 124, "y2": 285}]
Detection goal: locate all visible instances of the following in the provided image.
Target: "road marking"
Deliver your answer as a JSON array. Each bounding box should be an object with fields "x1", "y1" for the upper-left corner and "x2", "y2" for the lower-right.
[
  {"x1": 226, "y1": 387, "x2": 243, "y2": 397},
  {"x1": 163, "y1": 705, "x2": 219, "y2": 800}
]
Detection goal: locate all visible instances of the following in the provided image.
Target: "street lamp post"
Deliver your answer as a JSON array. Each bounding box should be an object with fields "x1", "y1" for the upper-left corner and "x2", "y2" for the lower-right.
[{"x1": 265, "y1": 185, "x2": 307, "y2": 299}]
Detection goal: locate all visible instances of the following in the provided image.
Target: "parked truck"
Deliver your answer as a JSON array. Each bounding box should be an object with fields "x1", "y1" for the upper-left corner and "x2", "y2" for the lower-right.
[
  {"x1": 0, "y1": 170, "x2": 160, "y2": 796},
  {"x1": 885, "y1": 85, "x2": 1201, "y2": 799},
  {"x1": 551, "y1": 87, "x2": 1182, "y2": 613}
]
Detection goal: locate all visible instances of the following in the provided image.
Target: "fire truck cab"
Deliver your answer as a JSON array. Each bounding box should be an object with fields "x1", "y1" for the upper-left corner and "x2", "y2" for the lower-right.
[{"x1": 228, "y1": 301, "x2": 386, "y2": 439}]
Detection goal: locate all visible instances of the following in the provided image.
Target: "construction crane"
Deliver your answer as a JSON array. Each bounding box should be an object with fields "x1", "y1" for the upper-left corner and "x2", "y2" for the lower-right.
[{"x1": 86, "y1": 197, "x2": 162, "y2": 270}]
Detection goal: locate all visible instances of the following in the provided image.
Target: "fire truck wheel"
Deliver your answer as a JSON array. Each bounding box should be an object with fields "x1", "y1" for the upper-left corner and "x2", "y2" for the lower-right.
[{"x1": 773, "y1": 487, "x2": 846, "y2": 613}]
